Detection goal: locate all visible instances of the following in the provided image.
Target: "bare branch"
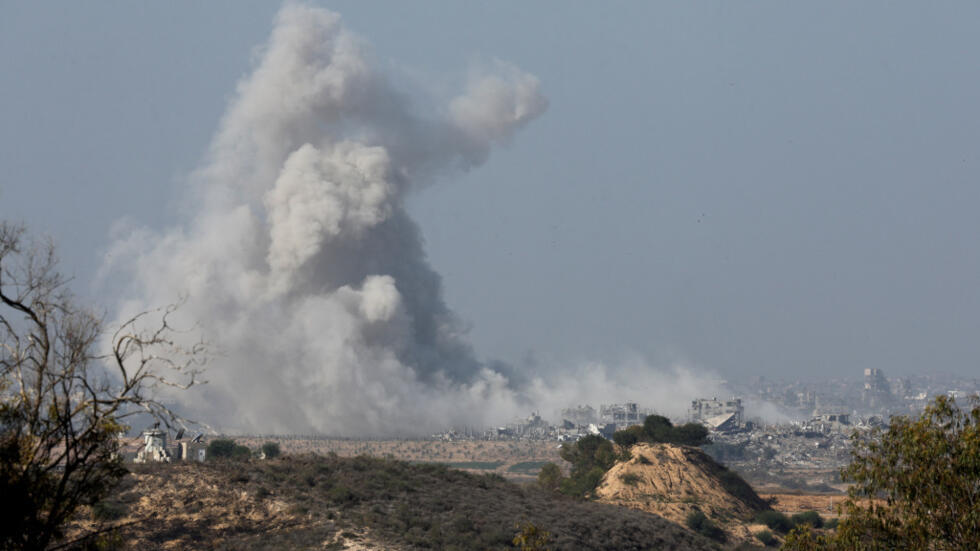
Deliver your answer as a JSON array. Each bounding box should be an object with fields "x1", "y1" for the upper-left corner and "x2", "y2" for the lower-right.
[{"x1": 0, "y1": 222, "x2": 208, "y2": 550}]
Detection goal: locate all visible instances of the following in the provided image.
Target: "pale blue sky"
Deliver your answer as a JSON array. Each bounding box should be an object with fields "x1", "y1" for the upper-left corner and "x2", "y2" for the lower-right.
[{"x1": 2, "y1": 2, "x2": 980, "y2": 379}]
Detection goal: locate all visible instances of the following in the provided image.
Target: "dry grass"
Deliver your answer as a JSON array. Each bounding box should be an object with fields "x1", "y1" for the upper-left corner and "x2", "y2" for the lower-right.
[
  {"x1": 235, "y1": 438, "x2": 561, "y2": 480},
  {"x1": 68, "y1": 454, "x2": 720, "y2": 550}
]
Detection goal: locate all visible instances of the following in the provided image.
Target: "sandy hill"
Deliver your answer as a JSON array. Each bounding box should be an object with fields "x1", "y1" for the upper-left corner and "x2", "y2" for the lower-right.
[
  {"x1": 596, "y1": 443, "x2": 771, "y2": 544},
  {"x1": 70, "y1": 454, "x2": 720, "y2": 550}
]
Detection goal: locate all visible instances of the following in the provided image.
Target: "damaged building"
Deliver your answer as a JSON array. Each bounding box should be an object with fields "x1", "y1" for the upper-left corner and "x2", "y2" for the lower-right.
[
  {"x1": 484, "y1": 412, "x2": 554, "y2": 440},
  {"x1": 810, "y1": 410, "x2": 851, "y2": 432},
  {"x1": 690, "y1": 397, "x2": 744, "y2": 431},
  {"x1": 134, "y1": 427, "x2": 172, "y2": 463},
  {"x1": 133, "y1": 427, "x2": 207, "y2": 463},
  {"x1": 599, "y1": 402, "x2": 654, "y2": 431},
  {"x1": 560, "y1": 405, "x2": 598, "y2": 427}
]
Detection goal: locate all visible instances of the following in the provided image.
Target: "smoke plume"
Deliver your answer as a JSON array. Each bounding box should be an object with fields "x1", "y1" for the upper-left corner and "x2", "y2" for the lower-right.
[
  {"x1": 105, "y1": 4, "x2": 723, "y2": 436},
  {"x1": 105, "y1": 4, "x2": 548, "y2": 436}
]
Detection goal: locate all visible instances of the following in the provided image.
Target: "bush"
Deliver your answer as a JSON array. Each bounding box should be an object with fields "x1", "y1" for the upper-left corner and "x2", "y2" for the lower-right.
[
  {"x1": 644, "y1": 415, "x2": 675, "y2": 442},
  {"x1": 327, "y1": 485, "x2": 358, "y2": 505},
  {"x1": 513, "y1": 522, "x2": 550, "y2": 551},
  {"x1": 791, "y1": 511, "x2": 823, "y2": 529},
  {"x1": 672, "y1": 423, "x2": 710, "y2": 446},
  {"x1": 755, "y1": 529, "x2": 776, "y2": 546},
  {"x1": 560, "y1": 435, "x2": 616, "y2": 472},
  {"x1": 207, "y1": 439, "x2": 236, "y2": 459},
  {"x1": 783, "y1": 395, "x2": 980, "y2": 549},
  {"x1": 614, "y1": 416, "x2": 710, "y2": 449},
  {"x1": 559, "y1": 466, "x2": 606, "y2": 498},
  {"x1": 232, "y1": 444, "x2": 252, "y2": 459},
  {"x1": 685, "y1": 510, "x2": 726, "y2": 542},
  {"x1": 537, "y1": 462, "x2": 562, "y2": 491},
  {"x1": 558, "y1": 435, "x2": 616, "y2": 498},
  {"x1": 91, "y1": 500, "x2": 127, "y2": 521},
  {"x1": 618, "y1": 473, "x2": 641, "y2": 486},
  {"x1": 207, "y1": 438, "x2": 251, "y2": 460},
  {"x1": 262, "y1": 441, "x2": 281, "y2": 458},
  {"x1": 612, "y1": 425, "x2": 644, "y2": 447},
  {"x1": 755, "y1": 510, "x2": 794, "y2": 534}
]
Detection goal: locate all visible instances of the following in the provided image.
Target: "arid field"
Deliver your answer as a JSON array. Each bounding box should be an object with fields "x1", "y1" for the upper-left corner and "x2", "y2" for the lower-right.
[{"x1": 235, "y1": 438, "x2": 563, "y2": 481}]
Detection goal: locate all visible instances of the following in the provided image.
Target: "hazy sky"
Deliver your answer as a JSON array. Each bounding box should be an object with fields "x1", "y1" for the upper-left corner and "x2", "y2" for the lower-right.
[{"x1": 3, "y1": 2, "x2": 979, "y2": 381}]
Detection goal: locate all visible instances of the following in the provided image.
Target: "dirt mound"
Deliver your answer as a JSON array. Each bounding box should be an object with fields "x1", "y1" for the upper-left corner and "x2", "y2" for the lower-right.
[{"x1": 596, "y1": 443, "x2": 770, "y2": 544}]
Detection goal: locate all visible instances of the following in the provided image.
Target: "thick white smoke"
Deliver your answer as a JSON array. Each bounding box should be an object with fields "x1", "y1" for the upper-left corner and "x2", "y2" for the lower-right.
[
  {"x1": 105, "y1": 4, "x2": 547, "y2": 436},
  {"x1": 105, "y1": 4, "x2": 721, "y2": 436}
]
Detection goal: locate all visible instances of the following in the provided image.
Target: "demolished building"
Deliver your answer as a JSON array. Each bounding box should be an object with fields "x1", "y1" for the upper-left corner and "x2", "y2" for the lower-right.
[
  {"x1": 560, "y1": 405, "x2": 598, "y2": 427},
  {"x1": 133, "y1": 427, "x2": 207, "y2": 463},
  {"x1": 599, "y1": 402, "x2": 653, "y2": 431},
  {"x1": 690, "y1": 397, "x2": 744, "y2": 431},
  {"x1": 484, "y1": 412, "x2": 554, "y2": 440},
  {"x1": 134, "y1": 428, "x2": 172, "y2": 463}
]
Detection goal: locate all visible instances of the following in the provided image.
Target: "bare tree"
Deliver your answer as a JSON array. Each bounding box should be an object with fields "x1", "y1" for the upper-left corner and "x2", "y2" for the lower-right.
[{"x1": 0, "y1": 222, "x2": 206, "y2": 550}]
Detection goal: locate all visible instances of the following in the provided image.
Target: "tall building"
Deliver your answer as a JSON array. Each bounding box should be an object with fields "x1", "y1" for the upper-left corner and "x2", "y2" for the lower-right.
[{"x1": 862, "y1": 368, "x2": 893, "y2": 409}]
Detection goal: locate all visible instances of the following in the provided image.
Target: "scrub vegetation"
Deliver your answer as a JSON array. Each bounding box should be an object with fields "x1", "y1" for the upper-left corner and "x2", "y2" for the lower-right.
[
  {"x1": 612, "y1": 415, "x2": 710, "y2": 448},
  {"x1": 67, "y1": 453, "x2": 718, "y2": 550},
  {"x1": 783, "y1": 395, "x2": 980, "y2": 551}
]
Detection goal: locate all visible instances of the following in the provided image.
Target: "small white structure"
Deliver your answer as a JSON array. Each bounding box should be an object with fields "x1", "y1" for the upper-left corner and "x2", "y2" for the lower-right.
[{"x1": 134, "y1": 428, "x2": 172, "y2": 463}]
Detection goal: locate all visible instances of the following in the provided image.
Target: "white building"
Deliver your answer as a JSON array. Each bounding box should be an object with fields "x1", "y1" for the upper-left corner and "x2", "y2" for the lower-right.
[{"x1": 134, "y1": 428, "x2": 172, "y2": 463}]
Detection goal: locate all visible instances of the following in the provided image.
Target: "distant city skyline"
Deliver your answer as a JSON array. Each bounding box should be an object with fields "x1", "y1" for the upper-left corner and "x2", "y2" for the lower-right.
[{"x1": 3, "y1": 2, "x2": 980, "y2": 381}]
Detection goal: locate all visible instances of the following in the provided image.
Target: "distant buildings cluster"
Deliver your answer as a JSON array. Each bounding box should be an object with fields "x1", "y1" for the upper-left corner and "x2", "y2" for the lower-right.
[
  {"x1": 133, "y1": 368, "x2": 977, "y2": 481},
  {"x1": 730, "y1": 368, "x2": 978, "y2": 423},
  {"x1": 471, "y1": 402, "x2": 660, "y2": 442}
]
